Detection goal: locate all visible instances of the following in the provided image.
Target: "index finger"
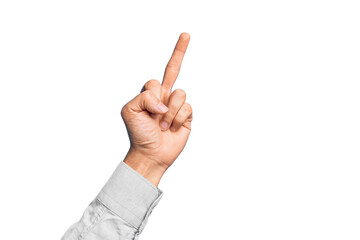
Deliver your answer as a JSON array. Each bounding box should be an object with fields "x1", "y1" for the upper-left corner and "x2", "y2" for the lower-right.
[{"x1": 161, "y1": 32, "x2": 190, "y2": 93}]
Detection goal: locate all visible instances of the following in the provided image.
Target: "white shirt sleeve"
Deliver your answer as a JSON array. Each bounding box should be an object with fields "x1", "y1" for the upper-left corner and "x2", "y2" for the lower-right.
[{"x1": 60, "y1": 161, "x2": 164, "y2": 240}]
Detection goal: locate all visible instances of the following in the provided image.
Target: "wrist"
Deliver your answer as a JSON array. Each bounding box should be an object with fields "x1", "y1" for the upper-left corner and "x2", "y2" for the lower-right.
[{"x1": 123, "y1": 148, "x2": 166, "y2": 187}]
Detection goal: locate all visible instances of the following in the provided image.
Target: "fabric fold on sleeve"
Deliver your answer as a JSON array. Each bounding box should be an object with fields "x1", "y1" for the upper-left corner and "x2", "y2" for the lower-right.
[{"x1": 96, "y1": 161, "x2": 163, "y2": 233}]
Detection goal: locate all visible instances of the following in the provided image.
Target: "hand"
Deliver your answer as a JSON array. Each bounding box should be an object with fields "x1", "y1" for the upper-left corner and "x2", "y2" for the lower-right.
[{"x1": 121, "y1": 33, "x2": 193, "y2": 186}]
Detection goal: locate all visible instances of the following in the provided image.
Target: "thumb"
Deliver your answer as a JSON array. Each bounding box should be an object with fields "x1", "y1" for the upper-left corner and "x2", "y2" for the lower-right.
[{"x1": 125, "y1": 90, "x2": 169, "y2": 114}]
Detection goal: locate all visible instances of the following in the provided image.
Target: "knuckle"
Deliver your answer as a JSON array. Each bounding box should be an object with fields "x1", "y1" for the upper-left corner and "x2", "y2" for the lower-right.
[
  {"x1": 183, "y1": 102, "x2": 192, "y2": 113},
  {"x1": 173, "y1": 88, "x2": 186, "y2": 98},
  {"x1": 120, "y1": 104, "x2": 128, "y2": 117},
  {"x1": 145, "y1": 79, "x2": 160, "y2": 89},
  {"x1": 167, "y1": 63, "x2": 179, "y2": 71},
  {"x1": 142, "y1": 89, "x2": 153, "y2": 99}
]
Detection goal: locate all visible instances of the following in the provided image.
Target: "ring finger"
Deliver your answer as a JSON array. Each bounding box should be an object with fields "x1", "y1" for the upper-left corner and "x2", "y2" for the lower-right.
[
  {"x1": 171, "y1": 102, "x2": 193, "y2": 131},
  {"x1": 159, "y1": 89, "x2": 186, "y2": 131}
]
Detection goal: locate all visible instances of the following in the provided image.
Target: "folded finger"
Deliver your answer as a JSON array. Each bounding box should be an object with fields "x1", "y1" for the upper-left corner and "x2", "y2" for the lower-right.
[
  {"x1": 170, "y1": 102, "x2": 193, "y2": 131},
  {"x1": 159, "y1": 89, "x2": 186, "y2": 131},
  {"x1": 140, "y1": 79, "x2": 162, "y2": 119}
]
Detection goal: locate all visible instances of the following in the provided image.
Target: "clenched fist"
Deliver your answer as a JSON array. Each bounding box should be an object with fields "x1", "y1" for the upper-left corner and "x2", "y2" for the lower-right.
[{"x1": 121, "y1": 33, "x2": 193, "y2": 186}]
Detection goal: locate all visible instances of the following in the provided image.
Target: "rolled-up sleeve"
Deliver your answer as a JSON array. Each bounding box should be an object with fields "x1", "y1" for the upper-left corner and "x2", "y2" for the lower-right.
[{"x1": 61, "y1": 161, "x2": 164, "y2": 240}]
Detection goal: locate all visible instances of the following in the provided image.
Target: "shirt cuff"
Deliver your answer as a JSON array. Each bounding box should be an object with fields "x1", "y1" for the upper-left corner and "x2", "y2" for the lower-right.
[{"x1": 96, "y1": 161, "x2": 163, "y2": 232}]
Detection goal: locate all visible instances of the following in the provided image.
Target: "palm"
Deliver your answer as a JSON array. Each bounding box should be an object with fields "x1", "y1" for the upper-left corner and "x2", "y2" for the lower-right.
[{"x1": 125, "y1": 110, "x2": 190, "y2": 166}]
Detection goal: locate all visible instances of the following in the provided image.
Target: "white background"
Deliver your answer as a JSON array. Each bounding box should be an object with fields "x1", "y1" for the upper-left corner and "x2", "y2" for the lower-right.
[{"x1": 0, "y1": 1, "x2": 359, "y2": 239}]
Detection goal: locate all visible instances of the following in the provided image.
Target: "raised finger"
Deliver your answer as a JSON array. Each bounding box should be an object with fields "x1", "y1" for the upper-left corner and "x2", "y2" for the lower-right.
[{"x1": 161, "y1": 32, "x2": 190, "y2": 99}]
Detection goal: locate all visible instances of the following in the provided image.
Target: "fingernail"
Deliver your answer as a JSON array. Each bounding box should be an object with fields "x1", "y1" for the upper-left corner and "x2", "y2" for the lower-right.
[
  {"x1": 160, "y1": 121, "x2": 168, "y2": 130},
  {"x1": 157, "y1": 102, "x2": 168, "y2": 113},
  {"x1": 170, "y1": 126, "x2": 176, "y2": 132}
]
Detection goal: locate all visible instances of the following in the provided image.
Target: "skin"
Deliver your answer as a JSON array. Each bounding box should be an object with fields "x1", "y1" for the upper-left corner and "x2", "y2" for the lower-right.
[{"x1": 121, "y1": 32, "x2": 193, "y2": 186}]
